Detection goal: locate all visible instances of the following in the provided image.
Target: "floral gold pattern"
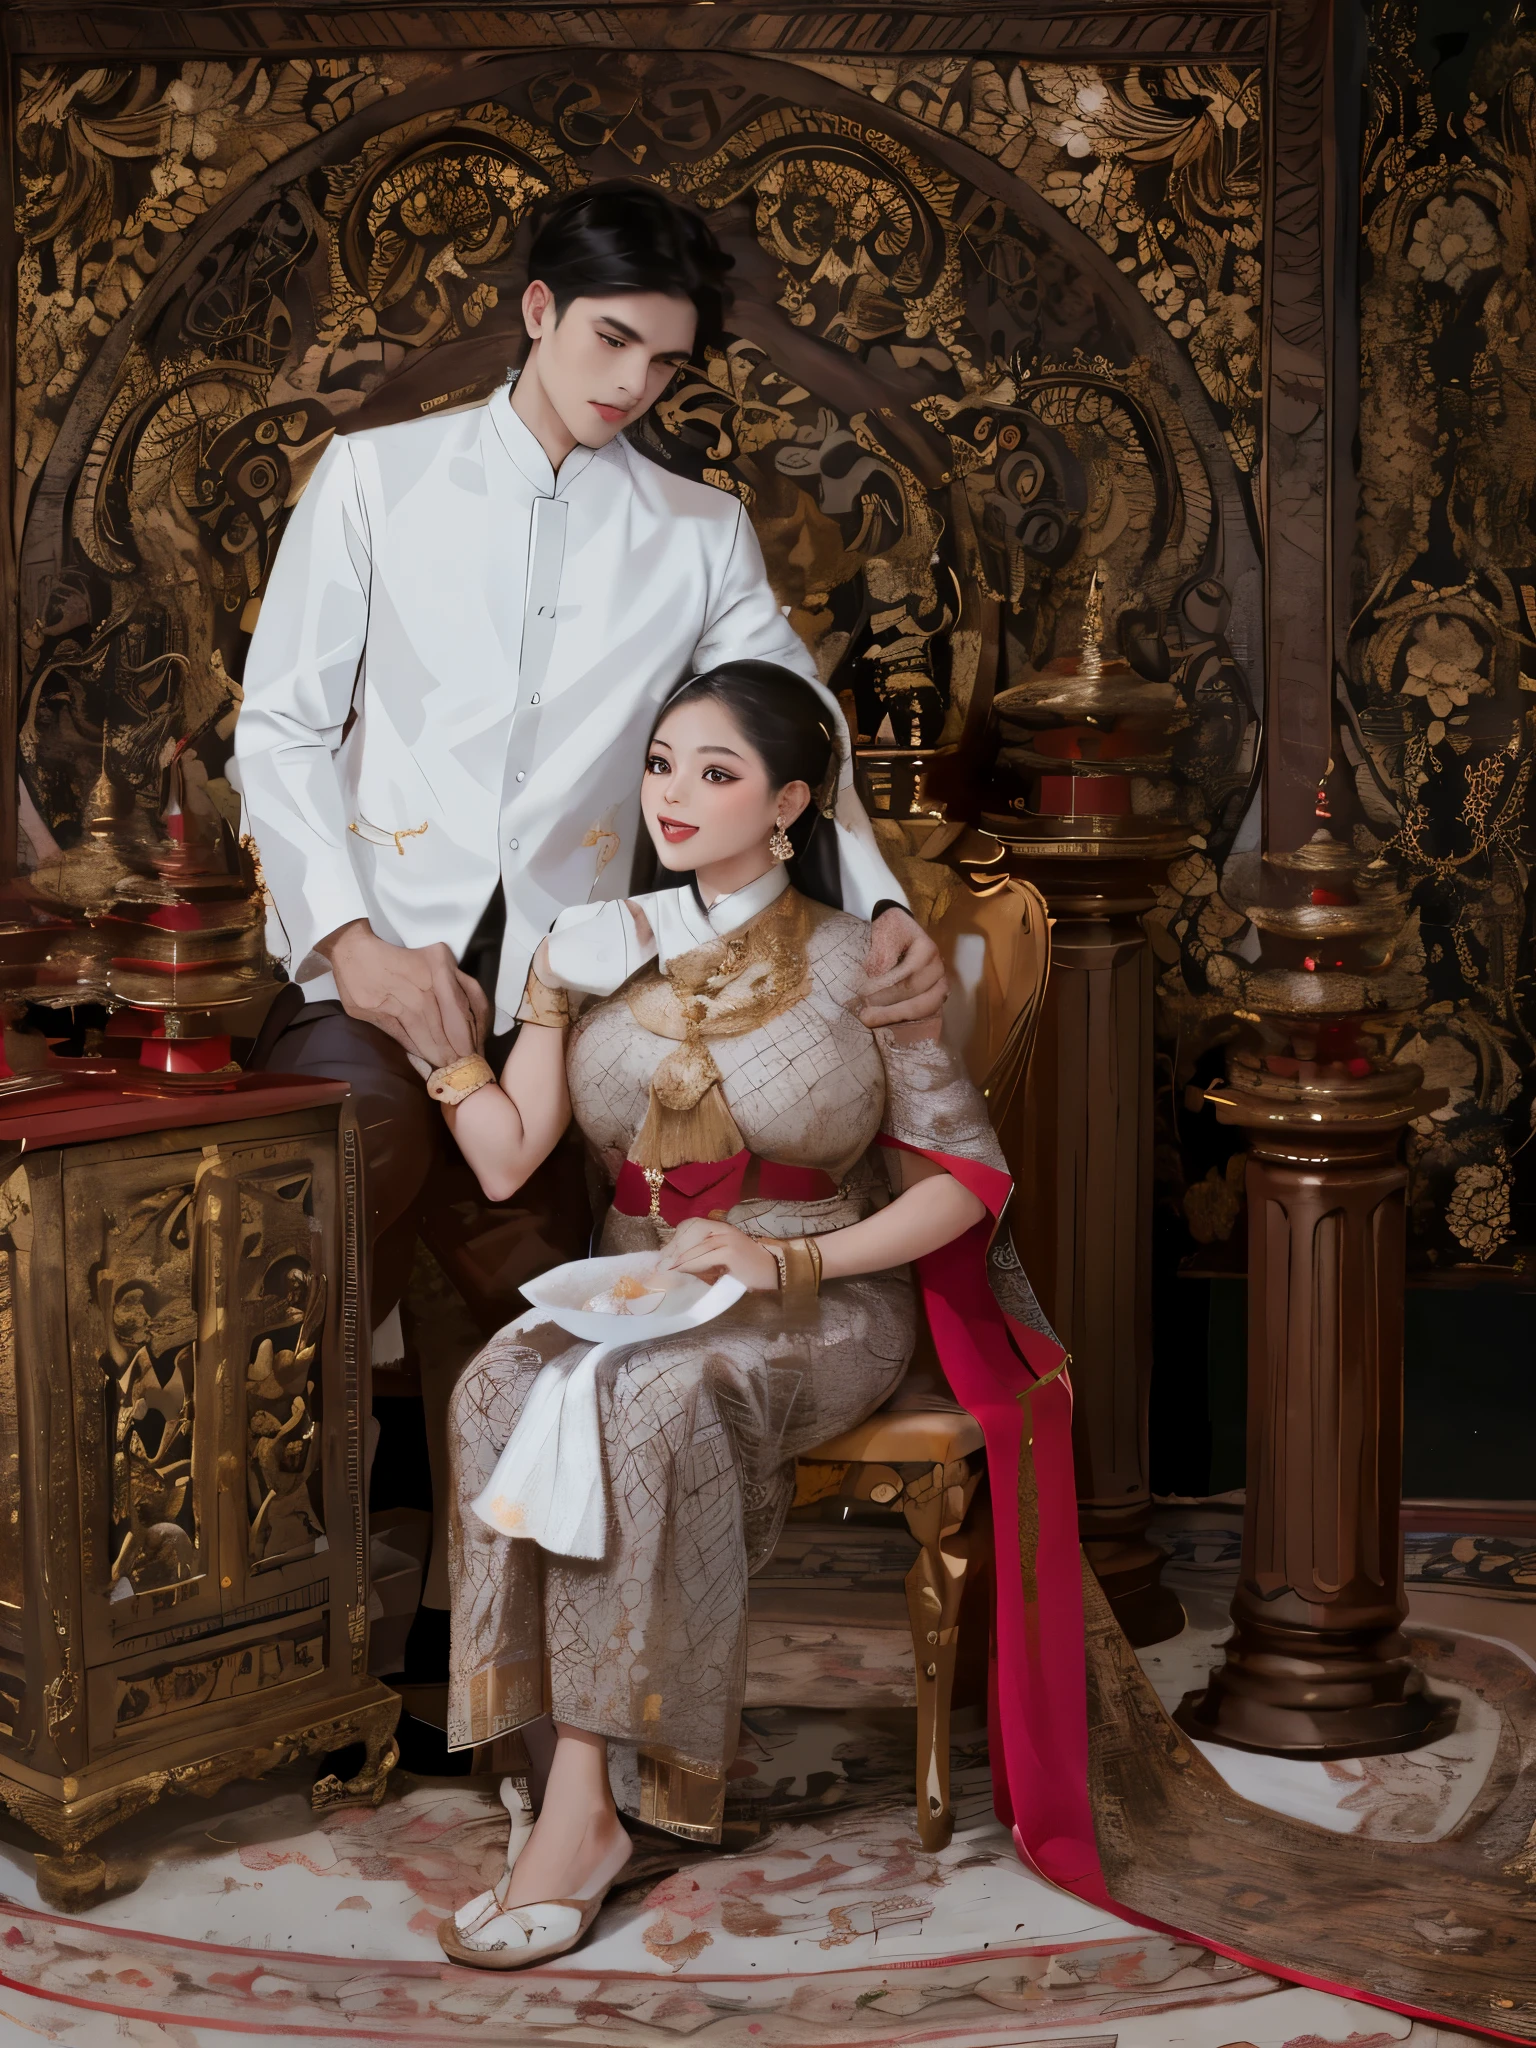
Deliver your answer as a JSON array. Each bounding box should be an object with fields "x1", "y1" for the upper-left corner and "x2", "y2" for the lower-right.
[{"x1": 1347, "y1": 2, "x2": 1536, "y2": 1265}]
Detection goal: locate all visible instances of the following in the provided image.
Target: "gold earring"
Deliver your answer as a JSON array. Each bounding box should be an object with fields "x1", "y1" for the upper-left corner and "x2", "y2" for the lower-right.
[{"x1": 769, "y1": 819, "x2": 794, "y2": 862}]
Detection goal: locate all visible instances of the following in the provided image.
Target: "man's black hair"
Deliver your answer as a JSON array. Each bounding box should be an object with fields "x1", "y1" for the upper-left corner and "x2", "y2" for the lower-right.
[{"x1": 524, "y1": 179, "x2": 733, "y2": 352}]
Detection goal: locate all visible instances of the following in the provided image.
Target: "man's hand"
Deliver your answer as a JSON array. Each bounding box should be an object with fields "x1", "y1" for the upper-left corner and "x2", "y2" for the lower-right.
[
  {"x1": 860, "y1": 907, "x2": 947, "y2": 1029},
  {"x1": 321, "y1": 922, "x2": 490, "y2": 1068}
]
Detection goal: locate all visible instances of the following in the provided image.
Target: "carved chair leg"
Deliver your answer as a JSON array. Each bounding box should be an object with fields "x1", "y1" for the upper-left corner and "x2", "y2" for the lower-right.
[{"x1": 904, "y1": 1525, "x2": 975, "y2": 1853}]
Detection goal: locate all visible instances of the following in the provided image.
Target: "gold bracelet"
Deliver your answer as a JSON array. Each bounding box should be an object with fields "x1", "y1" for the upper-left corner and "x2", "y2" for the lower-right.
[
  {"x1": 426, "y1": 1053, "x2": 496, "y2": 1105},
  {"x1": 771, "y1": 1237, "x2": 821, "y2": 1309},
  {"x1": 803, "y1": 1234, "x2": 823, "y2": 1294},
  {"x1": 516, "y1": 966, "x2": 571, "y2": 1029}
]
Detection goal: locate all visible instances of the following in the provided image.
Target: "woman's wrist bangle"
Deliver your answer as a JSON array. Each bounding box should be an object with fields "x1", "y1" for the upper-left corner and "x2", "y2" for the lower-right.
[
  {"x1": 769, "y1": 1236, "x2": 821, "y2": 1307},
  {"x1": 516, "y1": 966, "x2": 571, "y2": 1029},
  {"x1": 803, "y1": 1234, "x2": 823, "y2": 1294},
  {"x1": 426, "y1": 1052, "x2": 496, "y2": 1105}
]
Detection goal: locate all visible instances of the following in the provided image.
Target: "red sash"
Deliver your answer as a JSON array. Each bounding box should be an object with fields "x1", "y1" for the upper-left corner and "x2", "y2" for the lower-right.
[{"x1": 612, "y1": 1151, "x2": 838, "y2": 1228}]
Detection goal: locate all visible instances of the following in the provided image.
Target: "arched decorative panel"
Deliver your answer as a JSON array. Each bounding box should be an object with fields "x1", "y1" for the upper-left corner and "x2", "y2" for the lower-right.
[{"x1": 13, "y1": 43, "x2": 1268, "y2": 847}]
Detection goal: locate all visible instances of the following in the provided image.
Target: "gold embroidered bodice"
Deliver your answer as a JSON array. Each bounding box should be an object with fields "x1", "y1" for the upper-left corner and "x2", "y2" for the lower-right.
[{"x1": 567, "y1": 893, "x2": 887, "y2": 1183}]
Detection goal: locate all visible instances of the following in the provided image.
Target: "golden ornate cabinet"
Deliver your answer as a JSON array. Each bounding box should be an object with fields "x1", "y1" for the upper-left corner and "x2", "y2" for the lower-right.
[{"x1": 0, "y1": 1071, "x2": 399, "y2": 1909}]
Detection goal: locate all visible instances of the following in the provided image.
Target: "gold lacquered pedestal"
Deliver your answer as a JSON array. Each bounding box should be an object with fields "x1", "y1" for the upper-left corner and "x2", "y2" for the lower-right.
[{"x1": 0, "y1": 1071, "x2": 399, "y2": 1908}]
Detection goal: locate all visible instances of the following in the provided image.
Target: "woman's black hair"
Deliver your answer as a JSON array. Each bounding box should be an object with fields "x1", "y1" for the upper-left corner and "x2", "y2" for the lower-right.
[
  {"x1": 631, "y1": 660, "x2": 844, "y2": 911},
  {"x1": 525, "y1": 180, "x2": 733, "y2": 352}
]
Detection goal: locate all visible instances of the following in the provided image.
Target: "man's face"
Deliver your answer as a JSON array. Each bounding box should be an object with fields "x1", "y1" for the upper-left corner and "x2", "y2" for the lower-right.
[{"x1": 521, "y1": 285, "x2": 697, "y2": 448}]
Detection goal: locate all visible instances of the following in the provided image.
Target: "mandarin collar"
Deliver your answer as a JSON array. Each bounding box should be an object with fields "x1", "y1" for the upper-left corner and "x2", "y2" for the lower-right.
[
  {"x1": 699, "y1": 863, "x2": 791, "y2": 938},
  {"x1": 487, "y1": 381, "x2": 600, "y2": 497}
]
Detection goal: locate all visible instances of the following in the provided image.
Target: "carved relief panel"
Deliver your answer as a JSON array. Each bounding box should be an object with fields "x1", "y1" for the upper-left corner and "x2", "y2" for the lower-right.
[
  {"x1": 213, "y1": 1137, "x2": 340, "y2": 1596},
  {"x1": 1346, "y1": 3, "x2": 1536, "y2": 1269},
  {"x1": 100, "y1": 1621, "x2": 326, "y2": 1742},
  {"x1": 61, "y1": 1125, "x2": 349, "y2": 1696},
  {"x1": 66, "y1": 1149, "x2": 222, "y2": 1663}
]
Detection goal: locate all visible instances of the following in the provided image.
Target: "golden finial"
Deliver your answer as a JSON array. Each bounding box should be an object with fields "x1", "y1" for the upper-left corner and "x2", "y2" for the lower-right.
[
  {"x1": 1081, "y1": 566, "x2": 1103, "y2": 686},
  {"x1": 86, "y1": 722, "x2": 117, "y2": 837}
]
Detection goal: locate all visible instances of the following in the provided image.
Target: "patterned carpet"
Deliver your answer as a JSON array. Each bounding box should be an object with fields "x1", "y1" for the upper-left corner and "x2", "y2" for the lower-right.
[
  {"x1": 0, "y1": 1525, "x2": 1529, "y2": 2046},
  {"x1": 0, "y1": 1709, "x2": 1283, "y2": 2046},
  {"x1": 1086, "y1": 1521, "x2": 1536, "y2": 2041}
]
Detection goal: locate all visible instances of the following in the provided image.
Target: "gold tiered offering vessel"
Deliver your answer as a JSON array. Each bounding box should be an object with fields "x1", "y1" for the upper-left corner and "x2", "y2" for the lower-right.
[
  {"x1": 4, "y1": 750, "x2": 268, "y2": 1087},
  {"x1": 981, "y1": 576, "x2": 1188, "y2": 863},
  {"x1": 13, "y1": 753, "x2": 138, "y2": 1005},
  {"x1": 1212, "y1": 829, "x2": 1437, "y2": 1129},
  {"x1": 106, "y1": 761, "x2": 265, "y2": 1002}
]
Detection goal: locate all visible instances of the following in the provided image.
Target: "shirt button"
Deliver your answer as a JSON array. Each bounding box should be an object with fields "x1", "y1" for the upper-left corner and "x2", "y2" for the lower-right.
[
  {"x1": 515, "y1": 771, "x2": 525, "y2": 782},
  {"x1": 530, "y1": 694, "x2": 541, "y2": 705},
  {"x1": 508, "y1": 838, "x2": 519, "y2": 851}
]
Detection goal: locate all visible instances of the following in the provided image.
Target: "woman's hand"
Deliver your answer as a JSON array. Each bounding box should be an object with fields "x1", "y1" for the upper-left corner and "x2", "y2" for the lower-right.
[{"x1": 657, "y1": 1216, "x2": 781, "y2": 1292}]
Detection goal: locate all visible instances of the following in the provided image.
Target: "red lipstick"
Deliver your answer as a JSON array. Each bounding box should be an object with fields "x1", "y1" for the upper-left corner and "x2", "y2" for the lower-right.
[{"x1": 659, "y1": 818, "x2": 698, "y2": 843}]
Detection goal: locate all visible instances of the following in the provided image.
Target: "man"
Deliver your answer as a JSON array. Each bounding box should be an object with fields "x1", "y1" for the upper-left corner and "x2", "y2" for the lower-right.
[{"x1": 234, "y1": 180, "x2": 944, "y2": 1331}]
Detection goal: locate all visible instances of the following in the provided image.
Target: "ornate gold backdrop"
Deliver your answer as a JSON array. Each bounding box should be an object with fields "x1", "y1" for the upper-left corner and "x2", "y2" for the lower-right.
[
  {"x1": 1339, "y1": 1, "x2": 1536, "y2": 1269},
  {"x1": 6, "y1": 1, "x2": 1355, "y2": 1249},
  {"x1": 13, "y1": 44, "x2": 1263, "y2": 823}
]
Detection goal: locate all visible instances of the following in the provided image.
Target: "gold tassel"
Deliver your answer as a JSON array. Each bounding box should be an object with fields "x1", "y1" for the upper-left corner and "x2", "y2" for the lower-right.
[{"x1": 628, "y1": 1037, "x2": 745, "y2": 1172}]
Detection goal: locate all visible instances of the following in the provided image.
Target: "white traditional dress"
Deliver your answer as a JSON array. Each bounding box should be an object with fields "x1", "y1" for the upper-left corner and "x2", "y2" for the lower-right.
[{"x1": 446, "y1": 872, "x2": 1011, "y2": 1837}]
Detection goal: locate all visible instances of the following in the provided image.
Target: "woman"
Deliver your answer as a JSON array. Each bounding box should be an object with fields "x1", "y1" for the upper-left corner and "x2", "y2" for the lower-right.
[{"x1": 429, "y1": 659, "x2": 1087, "y2": 1971}]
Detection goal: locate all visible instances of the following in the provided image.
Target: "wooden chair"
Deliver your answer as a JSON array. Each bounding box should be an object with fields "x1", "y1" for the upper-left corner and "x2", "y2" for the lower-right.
[{"x1": 744, "y1": 872, "x2": 1052, "y2": 1851}]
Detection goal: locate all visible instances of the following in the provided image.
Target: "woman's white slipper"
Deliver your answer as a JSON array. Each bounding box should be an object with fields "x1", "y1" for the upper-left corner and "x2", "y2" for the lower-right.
[
  {"x1": 438, "y1": 1825, "x2": 632, "y2": 1971},
  {"x1": 448, "y1": 1775, "x2": 536, "y2": 1940}
]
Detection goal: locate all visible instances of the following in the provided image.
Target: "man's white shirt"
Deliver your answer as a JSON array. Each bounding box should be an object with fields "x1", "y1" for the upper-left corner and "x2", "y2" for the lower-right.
[{"x1": 232, "y1": 382, "x2": 903, "y2": 1032}]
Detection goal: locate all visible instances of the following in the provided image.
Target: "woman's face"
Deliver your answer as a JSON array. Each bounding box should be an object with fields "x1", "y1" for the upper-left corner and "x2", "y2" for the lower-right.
[{"x1": 641, "y1": 697, "x2": 809, "y2": 878}]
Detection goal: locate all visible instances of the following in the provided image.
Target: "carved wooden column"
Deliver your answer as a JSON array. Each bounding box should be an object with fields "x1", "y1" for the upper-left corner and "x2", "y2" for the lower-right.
[
  {"x1": 1010, "y1": 856, "x2": 1184, "y2": 1648},
  {"x1": 1176, "y1": 1059, "x2": 1457, "y2": 1756}
]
